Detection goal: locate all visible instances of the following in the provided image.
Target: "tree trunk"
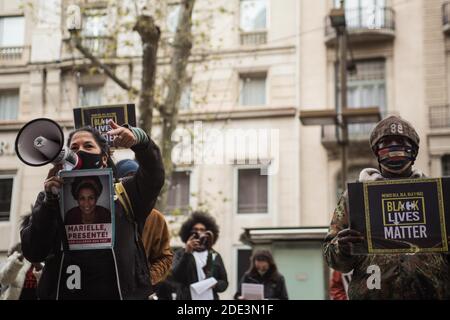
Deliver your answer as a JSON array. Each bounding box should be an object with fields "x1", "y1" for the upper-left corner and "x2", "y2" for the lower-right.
[
  {"x1": 134, "y1": 15, "x2": 161, "y2": 136},
  {"x1": 156, "y1": 0, "x2": 195, "y2": 213}
]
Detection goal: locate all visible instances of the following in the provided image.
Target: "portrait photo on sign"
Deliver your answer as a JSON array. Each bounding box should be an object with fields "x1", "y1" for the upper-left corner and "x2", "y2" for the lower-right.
[{"x1": 59, "y1": 168, "x2": 115, "y2": 251}]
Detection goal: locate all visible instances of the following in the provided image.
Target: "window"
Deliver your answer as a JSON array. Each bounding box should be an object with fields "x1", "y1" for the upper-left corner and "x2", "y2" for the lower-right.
[
  {"x1": 166, "y1": 4, "x2": 181, "y2": 33},
  {"x1": 236, "y1": 248, "x2": 252, "y2": 289},
  {"x1": 0, "y1": 16, "x2": 25, "y2": 47},
  {"x1": 335, "y1": 0, "x2": 386, "y2": 29},
  {"x1": 82, "y1": 8, "x2": 109, "y2": 54},
  {"x1": 179, "y1": 81, "x2": 191, "y2": 110},
  {"x1": 79, "y1": 85, "x2": 103, "y2": 107},
  {"x1": 237, "y1": 168, "x2": 268, "y2": 214},
  {"x1": 240, "y1": 0, "x2": 267, "y2": 32},
  {"x1": 442, "y1": 155, "x2": 450, "y2": 177},
  {"x1": 0, "y1": 90, "x2": 19, "y2": 120},
  {"x1": 337, "y1": 60, "x2": 386, "y2": 138},
  {"x1": 240, "y1": 0, "x2": 267, "y2": 45},
  {"x1": 82, "y1": 8, "x2": 108, "y2": 37},
  {"x1": 240, "y1": 73, "x2": 266, "y2": 106},
  {"x1": 167, "y1": 171, "x2": 190, "y2": 214},
  {"x1": 0, "y1": 176, "x2": 14, "y2": 222}
]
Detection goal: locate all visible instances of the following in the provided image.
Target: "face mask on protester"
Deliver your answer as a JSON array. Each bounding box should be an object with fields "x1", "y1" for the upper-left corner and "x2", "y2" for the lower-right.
[
  {"x1": 76, "y1": 151, "x2": 104, "y2": 170},
  {"x1": 377, "y1": 145, "x2": 415, "y2": 174}
]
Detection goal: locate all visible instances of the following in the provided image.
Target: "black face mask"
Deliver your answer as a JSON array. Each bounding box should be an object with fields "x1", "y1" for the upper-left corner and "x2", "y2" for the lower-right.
[{"x1": 75, "y1": 151, "x2": 104, "y2": 170}]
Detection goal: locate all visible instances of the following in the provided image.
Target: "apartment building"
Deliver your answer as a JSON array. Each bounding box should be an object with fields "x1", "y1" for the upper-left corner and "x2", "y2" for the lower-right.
[{"x1": 0, "y1": 0, "x2": 448, "y2": 299}]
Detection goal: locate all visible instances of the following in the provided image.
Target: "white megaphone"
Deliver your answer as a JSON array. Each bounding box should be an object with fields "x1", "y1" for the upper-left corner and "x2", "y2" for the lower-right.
[{"x1": 15, "y1": 118, "x2": 81, "y2": 170}]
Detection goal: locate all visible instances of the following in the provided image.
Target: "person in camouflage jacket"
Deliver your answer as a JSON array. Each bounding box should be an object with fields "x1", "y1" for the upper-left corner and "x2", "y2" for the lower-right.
[{"x1": 323, "y1": 115, "x2": 450, "y2": 299}]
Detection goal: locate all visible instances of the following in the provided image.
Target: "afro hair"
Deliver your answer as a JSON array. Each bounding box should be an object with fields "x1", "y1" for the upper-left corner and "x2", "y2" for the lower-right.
[
  {"x1": 71, "y1": 176, "x2": 103, "y2": 200},
  {"x1": 179, "y1": 211, "x2": 219, "y2": 245}
]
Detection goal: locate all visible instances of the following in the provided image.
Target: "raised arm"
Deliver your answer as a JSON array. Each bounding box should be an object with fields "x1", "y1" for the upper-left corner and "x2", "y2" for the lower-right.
[{"x1": 111, "y1": 124, "x2": 164, "y2": 229}]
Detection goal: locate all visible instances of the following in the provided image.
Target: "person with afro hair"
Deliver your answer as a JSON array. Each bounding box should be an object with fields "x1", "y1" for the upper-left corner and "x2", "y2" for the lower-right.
[{"x1": 171, "y1": 211, "x2": 228, "y2": 300}]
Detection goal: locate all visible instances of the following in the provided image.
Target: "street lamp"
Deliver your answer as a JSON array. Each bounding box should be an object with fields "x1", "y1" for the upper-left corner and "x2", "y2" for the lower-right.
[
  {"x1": 66, "y1": 4, "x2": 82, "y2": 33},
  {"x1": 329, "y1": 7, "x2": 346, "y2": 30},
  {"x1": 299, "y1": 1, "x2": 381, "y2": 191}
]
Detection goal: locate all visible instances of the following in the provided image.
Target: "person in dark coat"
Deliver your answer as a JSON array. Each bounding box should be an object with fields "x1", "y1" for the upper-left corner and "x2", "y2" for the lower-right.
[
  {"x1": 234, "y1": 250, "x2": 288, "y2": 300},
  {"x1": 171, "y1": 211, "x2": 228, "y2": 300},
  {"x1": 20, "y1": 121, "x2": 164, "y2": 300}
]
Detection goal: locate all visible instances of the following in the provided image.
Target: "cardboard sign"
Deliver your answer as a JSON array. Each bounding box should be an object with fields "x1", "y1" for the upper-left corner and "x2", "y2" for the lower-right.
[
  {"x1": 348, "y1": 178, "x2": 450, "y2": 254},
  {"x1": 59, "y1": 168, "x2": 115, "y2": 251},
  {"x1": 73, "y1": 104, "x2": 136, "y2": 146}
]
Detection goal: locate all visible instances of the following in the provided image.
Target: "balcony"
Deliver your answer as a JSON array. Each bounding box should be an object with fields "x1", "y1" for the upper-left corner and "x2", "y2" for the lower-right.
[
  {"x1": 81, "y1": 36, "x2": 116, "y2": 56},
  {"x1": 321, "y1": 123, "x2": 375, "y2": 159},
  {"x1": 443, "y1": 2, "x2": 450, "y2": 34},
  {"x1": 0, "y1": 46, "x2": 30, "y2": 66},
  {"x1": 325, "y1": 6, "x2": 395, "y2": 46},
  {"x1": 240, "y1": 31, "x2": 267, "y2": 46},
  {"x1": 62, "y1": 36, "x2": 116, "y2": 60}
]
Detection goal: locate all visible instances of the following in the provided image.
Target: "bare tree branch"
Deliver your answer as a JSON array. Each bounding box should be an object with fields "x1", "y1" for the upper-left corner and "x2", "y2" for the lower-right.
[{"x1": 70, "y1": 31, "x2": 139, "y2": 95}]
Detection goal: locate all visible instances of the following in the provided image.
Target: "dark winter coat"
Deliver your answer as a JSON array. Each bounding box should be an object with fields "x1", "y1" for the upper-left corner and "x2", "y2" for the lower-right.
[
  {"x1": 171, "y1": 248, "x2": 228, "y2": 300},
  {"x1": 234, "y1": 270, "x2": 289, "y2": 300}
]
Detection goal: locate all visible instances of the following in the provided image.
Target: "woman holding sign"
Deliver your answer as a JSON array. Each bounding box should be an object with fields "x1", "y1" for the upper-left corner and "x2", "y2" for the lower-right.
[
  {"x1": 234, "y1": 250, "x2": 288, "y2": 300},
  {"x1": 20, "y1": 120, "x2": 165, "y2": 300}
]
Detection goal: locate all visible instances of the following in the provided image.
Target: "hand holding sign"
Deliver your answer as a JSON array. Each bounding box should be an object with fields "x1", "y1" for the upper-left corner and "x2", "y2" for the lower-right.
[
  {"x1": 336, "y1": 228, "x2": 364, "y2": 255},
  {"x1": 107, "y1": 120, "x2": 137, "y2": 149}
]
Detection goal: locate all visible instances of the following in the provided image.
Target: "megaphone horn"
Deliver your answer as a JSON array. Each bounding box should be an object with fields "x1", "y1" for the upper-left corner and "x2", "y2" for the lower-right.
[{"x1": 15, "y1": 118, "x2": 80, "y2": 169}]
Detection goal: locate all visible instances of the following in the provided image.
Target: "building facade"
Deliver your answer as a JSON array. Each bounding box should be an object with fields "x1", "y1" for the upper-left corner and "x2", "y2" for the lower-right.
[{"x1": 0, "y1": 0, "x2": 449, "y2": 299}]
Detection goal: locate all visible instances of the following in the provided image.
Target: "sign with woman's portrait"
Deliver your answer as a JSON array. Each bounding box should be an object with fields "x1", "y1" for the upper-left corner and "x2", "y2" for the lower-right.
[{"x1": 59, "y1": 169, "x2": 115, "y2": 250}]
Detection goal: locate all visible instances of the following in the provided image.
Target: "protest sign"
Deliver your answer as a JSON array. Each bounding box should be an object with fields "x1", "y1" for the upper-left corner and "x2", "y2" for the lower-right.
[
  {"x1": 59, "y1": 168, "x2": 115, "y2": 250},
  {"x1": 73, "y1": 104, "x2": 136, "y2": 146},
  {"x1": 348, "y1": 178, "x2": 450, "y2": 254}
]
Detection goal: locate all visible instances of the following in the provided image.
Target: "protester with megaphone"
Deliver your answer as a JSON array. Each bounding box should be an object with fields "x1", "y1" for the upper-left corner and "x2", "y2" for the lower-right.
[{"x1": 20, "y1": 120, "x2": 165, "y2": 300}]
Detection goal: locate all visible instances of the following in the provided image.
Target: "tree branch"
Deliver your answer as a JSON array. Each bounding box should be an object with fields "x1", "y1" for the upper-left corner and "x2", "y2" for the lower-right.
[
  {"x1": 70, "y1": 31, "x2": 139, "y2": 95},
  {"x1": 133, "y1": 14, "x2": 161, "y2": 135}
]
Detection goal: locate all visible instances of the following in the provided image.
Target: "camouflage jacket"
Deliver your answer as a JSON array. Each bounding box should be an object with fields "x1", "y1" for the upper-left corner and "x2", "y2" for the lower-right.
[{"x1": 323, "y1": 168, "x2": 450, "y2": 300}]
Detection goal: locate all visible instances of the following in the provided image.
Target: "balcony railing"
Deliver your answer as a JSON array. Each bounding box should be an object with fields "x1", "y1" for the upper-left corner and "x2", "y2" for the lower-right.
[
  {"x1": 443, "y1": 2, "x2": 450, "y2": 34},
  {"x1": 81, "y1": 36, "x2": 116, "y2": 56},
  {"x1": 240, "y1": 31, "x2": 267, "y2": 46},
  {"x1": 0, "y1": 46, "x2": 24, "y2": 61},
  {"x1": 322, "y1": 123, "x2": 375, "y2": 142},
  {"x1": 430, "y1": 105, "x2": 450, "y2": 129},
  {"x1": 325, "y1": 6, "x2": 395, "y2": 43}
]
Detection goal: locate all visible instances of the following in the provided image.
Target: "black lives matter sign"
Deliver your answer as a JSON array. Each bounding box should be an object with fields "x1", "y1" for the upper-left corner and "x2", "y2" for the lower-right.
[
  {"x1": 348, "y1": 178, "x2": 450, "y2": 254},
  {"x1": 73, "y1": 104, "x2": 136, "y2": 146}
]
